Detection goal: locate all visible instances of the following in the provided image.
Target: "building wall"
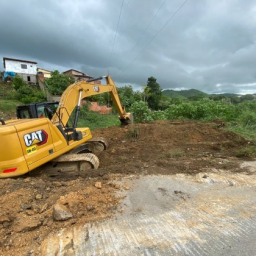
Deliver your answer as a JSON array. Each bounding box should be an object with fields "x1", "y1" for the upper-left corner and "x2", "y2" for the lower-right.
[
  {"x1": 5, "y1": 60, "x2": 37, "y2": 75},
  {"x1": 17, "y1": 73, "x2": 37, "y2": 84},
  {"x1": 37, "y1": 68, "x2": 51, "y2": 78}
]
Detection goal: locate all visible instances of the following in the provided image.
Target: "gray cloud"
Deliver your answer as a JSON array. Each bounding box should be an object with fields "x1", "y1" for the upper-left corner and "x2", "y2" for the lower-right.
[{"x1": 1, "y1": 0, "x2": 256, "y2": 94}]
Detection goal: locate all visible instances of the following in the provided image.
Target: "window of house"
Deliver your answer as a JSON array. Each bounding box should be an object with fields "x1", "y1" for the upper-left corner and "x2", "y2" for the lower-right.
[
  {"x1": 21, "y1": 64, "x2": 27, "y2": 69},
  {"x1": 27, "y1": 76, "x2": 31, "y2": 82}
]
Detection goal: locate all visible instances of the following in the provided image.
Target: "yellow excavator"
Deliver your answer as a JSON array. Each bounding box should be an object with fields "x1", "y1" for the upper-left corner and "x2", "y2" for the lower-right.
[{"x1": 0, "y1": 75, "x2": 132, "y2": 178}]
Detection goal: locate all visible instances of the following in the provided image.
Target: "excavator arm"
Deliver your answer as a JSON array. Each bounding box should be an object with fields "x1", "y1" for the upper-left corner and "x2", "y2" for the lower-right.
[{"x1": 51, "y1": 75, "x2": 132, "y2": 127}]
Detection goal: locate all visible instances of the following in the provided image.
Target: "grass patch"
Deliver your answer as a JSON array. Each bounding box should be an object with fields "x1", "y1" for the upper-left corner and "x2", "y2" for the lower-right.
[
  {"x1": 235, "y1": 145, "x2": 256, "y2": 158},
  {"x1": 0, "y1": 99, "x2": 22, "y2": 112},
  {"x1": 226, "y1": 122, "x2": 256, "y2": 141},
  {"x1": 167, "y1": 149, "x2": 185, "y2": 158},
  {"x1": 76, "y1": 111, "x2": 121, "y2": 130}
]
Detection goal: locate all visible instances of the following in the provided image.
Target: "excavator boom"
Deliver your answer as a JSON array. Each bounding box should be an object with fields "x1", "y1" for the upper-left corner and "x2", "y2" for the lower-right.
[{"x1": 52, "y1": 75, "x2": 132, "y2": 127}]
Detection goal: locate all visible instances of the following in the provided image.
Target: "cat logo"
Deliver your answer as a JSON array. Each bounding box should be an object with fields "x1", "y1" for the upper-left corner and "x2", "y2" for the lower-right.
[
  {"x1": 93, "y1": 86, "x2": 100, "y2": 92},
  {"x1": 24, "y1": 130, "x2": 48, "y2": 147}
]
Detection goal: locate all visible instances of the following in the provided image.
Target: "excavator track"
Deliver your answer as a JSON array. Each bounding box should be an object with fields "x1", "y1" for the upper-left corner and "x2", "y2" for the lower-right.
[
  {"x1": 40, "y1": 138, "x2": 107, "y2": 177},
  {"x1": 42, "y1": 153, "x2": 100, "y2": 176},
  {"x1": 70, "y1": 137, "x2": 108, "y2": 154},
  {"x1": 87, "y1": 137, "x2": 108, "y2": 152}
]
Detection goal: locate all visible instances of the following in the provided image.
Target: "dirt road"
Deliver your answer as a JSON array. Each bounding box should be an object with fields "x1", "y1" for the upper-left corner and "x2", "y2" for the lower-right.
[{"x1": 0, "y1": 120, "x2": 255, "y2": 255}]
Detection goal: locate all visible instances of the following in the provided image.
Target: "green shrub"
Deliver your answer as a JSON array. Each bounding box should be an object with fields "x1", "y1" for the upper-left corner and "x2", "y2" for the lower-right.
[
  {"x1": 12, "y1": 76, "x2": 27, "y2": 91},
  {"x1": 165, "y1": 100, "x2": 237, "y2": 121},
  {"x1": 238, "y1": 111, "x2": 256, "y2": 128},
  {"x1": 151, "y1": 111, "x2": 167, "y2": 120},
  {"x1": 9, "y1": 77, "x2": 46, "y2": 104},
  {"x1": 130, "y1": 101, "x2": 153, "y2": 123}
]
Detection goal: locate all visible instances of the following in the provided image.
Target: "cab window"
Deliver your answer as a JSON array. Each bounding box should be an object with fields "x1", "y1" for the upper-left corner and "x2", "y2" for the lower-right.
[{"x1": 19, "y1": 109, "x2": 30, "y2": 119}]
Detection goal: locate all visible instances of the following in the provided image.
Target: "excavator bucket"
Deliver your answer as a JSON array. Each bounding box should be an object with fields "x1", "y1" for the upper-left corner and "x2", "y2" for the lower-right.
[{"x1": 120, "y1": 113, "x2": 134, "y2": 125}]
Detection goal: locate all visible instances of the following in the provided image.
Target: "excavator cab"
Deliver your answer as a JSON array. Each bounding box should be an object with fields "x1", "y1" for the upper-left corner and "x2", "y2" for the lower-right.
[{"x1": 17, "y1": 102, "x2": 59, "y2": 119}]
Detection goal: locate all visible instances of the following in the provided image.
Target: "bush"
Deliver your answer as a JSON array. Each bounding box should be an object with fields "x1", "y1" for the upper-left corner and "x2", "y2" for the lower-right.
[
  {"x1": 9, "y1": 77, "x2": 46, "y2": 104},
  {"x1": 130, "y1": 101, "x2": 153, "y2": 123},
  {"x1": 238, "y1": 111, "x2": 256, "y2": 129},
  {"x1": 151, "y1": 111, "x2": 167, "y2": 121},
  {"x1": 12, "y1": 76, "x2": 27, "y2": 91},
  {"x1": 165, "y1": 100, "x2": 237, "y2": 121}
]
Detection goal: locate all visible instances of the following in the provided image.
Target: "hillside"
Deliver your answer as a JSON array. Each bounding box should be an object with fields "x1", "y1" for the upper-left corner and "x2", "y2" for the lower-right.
[
  {"x1": 0, "y1": 79, "x2": 13, "y2": 97},
  {"x1": 162, "y1": 88, "x2": 207, "y2": 98}
]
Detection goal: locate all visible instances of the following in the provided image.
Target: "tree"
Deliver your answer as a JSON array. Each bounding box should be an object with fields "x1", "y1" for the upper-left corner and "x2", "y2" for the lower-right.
[
  {"x1": 118, "y1": 85, "x2": 136, "y2": 107},
  {"x1": 46, "y1": 70, "x2": 75, "y2": 95},
  {"x1": 146, "y1": 76, "x2": 162, "y2": 110},
  {"x1": 240, "y1": 94, "x2": 254, "y2": 102},
  {"x1": 141, "y1": 84, "x2": 151, "y2": 102}
]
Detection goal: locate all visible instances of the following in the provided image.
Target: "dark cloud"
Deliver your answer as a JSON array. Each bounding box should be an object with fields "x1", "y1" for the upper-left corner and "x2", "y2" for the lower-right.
[{"x1": 1, "y1": 0, "x2": 256, "y2": 94}]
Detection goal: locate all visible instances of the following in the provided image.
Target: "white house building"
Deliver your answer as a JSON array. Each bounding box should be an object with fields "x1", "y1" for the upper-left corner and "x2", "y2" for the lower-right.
[{"x1": 3, "y1": 57, "x2": 37, "y2": 84}]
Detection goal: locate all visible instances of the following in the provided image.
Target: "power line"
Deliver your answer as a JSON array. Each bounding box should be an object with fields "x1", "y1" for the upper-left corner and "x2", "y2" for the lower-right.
[
  {"x1": 119, "y1": 0, "x2": 166, "y2": 69},
  {"x1": 108, "y1": 0, "x2": 125, "y2": 73},
  {"x1": 120, "y1": 0, "x2": 188, "y2": 74}
]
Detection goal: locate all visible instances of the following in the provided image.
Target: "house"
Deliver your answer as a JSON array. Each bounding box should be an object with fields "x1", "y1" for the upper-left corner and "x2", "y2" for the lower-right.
[
  {"x1": 63, "y1": 69, "x2": 101, "y2": 84},
  {"x1": 3, "y1": 57, "x2": 37, "y2": 84},
  {"x1": 63, "y1": 69, "x2": 92, "y2": 81},
  {"x1": 37, "y1": 68, "x2": 52, "y2": 79}
]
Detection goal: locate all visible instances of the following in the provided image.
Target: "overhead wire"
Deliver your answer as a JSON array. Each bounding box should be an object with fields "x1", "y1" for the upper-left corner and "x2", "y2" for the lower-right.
[
  {"x1": 119, "y1": 0, "x2": 166, "y2": 69},
  {"x1": 119, "y1": 0, "x2": 188, "y2": 74},
  {"x1": 108, "y1": 0, "x2": 125, "y2": 73}
]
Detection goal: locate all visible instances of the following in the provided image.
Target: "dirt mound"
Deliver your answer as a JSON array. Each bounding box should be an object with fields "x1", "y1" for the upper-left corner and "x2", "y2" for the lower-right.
[
  {"x1": 0, "y1": 120, "x2": 251, "y2": 255},
  {"x1": 93, "y1": 120, "x2": 248, "y2": 176}
]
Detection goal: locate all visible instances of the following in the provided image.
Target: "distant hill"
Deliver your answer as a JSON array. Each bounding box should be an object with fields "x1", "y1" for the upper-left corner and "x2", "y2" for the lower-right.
[
  {"x1": 162, "y1": 90, "x2": 186, "y2": 99},
  {"x1": 210, "y1": 93, "x2": 241, "y2": 97},
  {"x1": 162, "y1": 89, "x2": 207, "y2": 99}
]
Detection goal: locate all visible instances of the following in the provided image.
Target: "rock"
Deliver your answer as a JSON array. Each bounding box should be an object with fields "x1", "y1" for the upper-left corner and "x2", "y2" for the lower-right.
[
  {"x1": 39, "y1": 203, "x2": 48, "y2": 213},
  {"x1": 52, "y1": 181, "x2": 62, "y2": 187},
  {"x1": 86, "y1": 205, "x2": 95, "y2": 211},
  {"x1": 114, "y1": 184, "x2": 120, "y2": 190},
  {"x1": 35, "y1": 194, "x2": 42, "y2": 200},
  {"x1": 26, "y1": 210, "x2": 34, "y2": 216},
  {"x1": 24, "y1": 177, "x2": 31, "y2": 182},
  {"x1": 59, "y1": 196, "x2": 66, "y2": 204},
  {"x1": 14, "y1": 216, "x2": 42, "y2": 232},
  {"x1": 27, "y1": 249, "x2": 34, "y2": 255},
  {"x1": 95, "y1": 182, "x2": 102, "y2": 189},
  {"x1": 0, "y1": 215, "x2": 10, "y2": 224},
  {"x1": 20, "y1": 203, "x2": 32, "y2": 210},
  {"x1": 53, "y1": 204, "x2": 73, "y2": 221},
  {"x1": 123, "y1": 186, "x2": 130, "y2": 190}
]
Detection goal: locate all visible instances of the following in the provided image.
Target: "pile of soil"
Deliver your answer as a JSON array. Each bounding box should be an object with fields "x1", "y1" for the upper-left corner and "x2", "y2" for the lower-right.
[
  {"x1": 0, "y1": 120, "x2": 251, "y2": 255},
  {"x1": 93, "y1": 120, "x2": 249, "y2": 176}
]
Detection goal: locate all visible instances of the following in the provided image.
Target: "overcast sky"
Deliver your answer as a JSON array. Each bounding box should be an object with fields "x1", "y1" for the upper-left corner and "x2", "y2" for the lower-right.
[{"x1": 1, "y1": 0, "x2": 256, "y2": 94}]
